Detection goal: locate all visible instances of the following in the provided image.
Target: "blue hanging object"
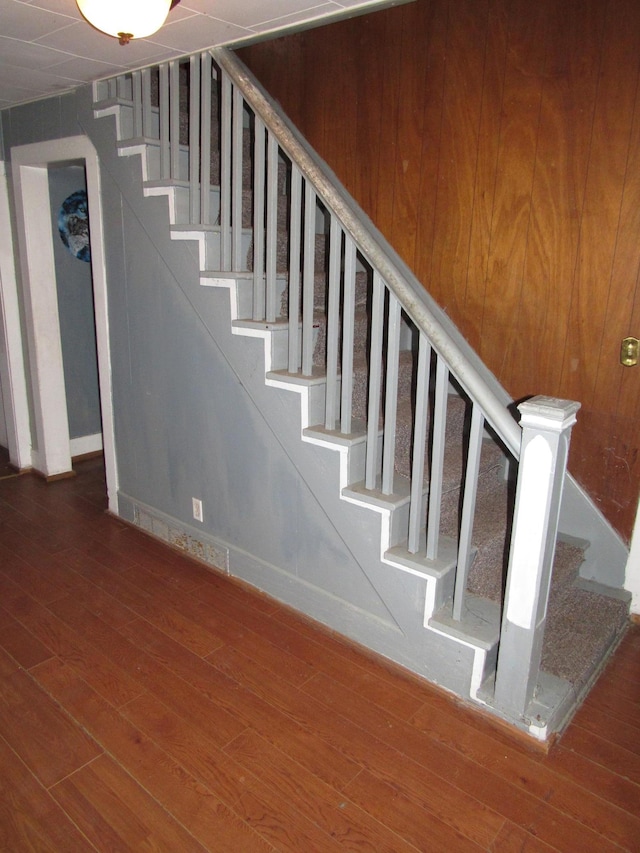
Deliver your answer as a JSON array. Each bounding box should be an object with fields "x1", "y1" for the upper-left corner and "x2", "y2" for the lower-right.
[{"x1": 58, "y1": 189, "x2": 90, "y2": 262}]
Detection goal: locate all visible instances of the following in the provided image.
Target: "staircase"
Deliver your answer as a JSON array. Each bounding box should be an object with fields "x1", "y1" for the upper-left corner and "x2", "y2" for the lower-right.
[{"x1": 91, "y1": 48, "x2": 630, "y2": 740}]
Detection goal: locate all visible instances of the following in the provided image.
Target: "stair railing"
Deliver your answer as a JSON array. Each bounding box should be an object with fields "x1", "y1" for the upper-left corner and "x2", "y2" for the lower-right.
[
  {"x1": 210, "y1": 46, "x2": 523, "y2": 611},
  {"x1": 94, "y1": 47, "x2": 579, "y2": 721}
]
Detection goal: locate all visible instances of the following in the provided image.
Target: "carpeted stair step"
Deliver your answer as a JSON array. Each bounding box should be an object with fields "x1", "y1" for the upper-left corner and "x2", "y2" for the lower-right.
[
  {"x1": 447, "y1": 478, "x2": 512, "y2": 601},
  {"x1": 311, "y1": 300, "x2": 371, "y2": 369},
  {"x1": 541, "y1": 541, "x2": 629, "y2": 690},
  {"x1": 349, "y1": 349, "x2": 415, "y2": 422},
  {"x1": 393, "y1": 393, "x2": 467, "y2": 481},
  {"x1": 248, "y1": 227, "x2": 323, "y2": 276},
  {"x1": 450, "y1": 492, "x2": 629, "y2": 696}
]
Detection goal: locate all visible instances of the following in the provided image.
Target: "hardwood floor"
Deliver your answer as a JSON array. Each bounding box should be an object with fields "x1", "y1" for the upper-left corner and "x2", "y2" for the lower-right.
[{"x1": 0, "y1": 456, "x2": 638, "y2": 851}]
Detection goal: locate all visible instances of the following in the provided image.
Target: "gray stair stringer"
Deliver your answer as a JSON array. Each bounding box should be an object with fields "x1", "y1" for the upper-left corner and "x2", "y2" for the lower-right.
[{"x1": 91, "y1": 98, "x2": 490, "y2": 704}]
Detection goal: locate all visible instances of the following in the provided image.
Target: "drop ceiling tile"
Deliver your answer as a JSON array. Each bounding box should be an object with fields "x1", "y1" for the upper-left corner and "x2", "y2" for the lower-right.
[
  {"x1": 37, "y1": 19, "x2": 172, "y2": 64},
  {"x1": 146, "y1": 15, "x2": 250, "y2": 52},
  {"x1": 180, "y1": 0, "x2": 327, "y2": 28},
  {"x1": 0, "y1": 60, "x2": 77, "y2": 88},
  {"x1": 0, "y1": 83, "x2": 40, "y2": 107},
  {"x1": 46, "y1": 54, "x2": 121, "y2": 82},
  {"x1": 249, "y1": 4, "x2": 340, "y2": 33},
  {"x1": 0, "y1": 0, "x2": 76, "y2": 40},
  {"x1": 23, "y1": 0, "x2": 82, "y2": 20},
  {"x1": 0, "y1": 35, "x2": 74, "y2": 68}
]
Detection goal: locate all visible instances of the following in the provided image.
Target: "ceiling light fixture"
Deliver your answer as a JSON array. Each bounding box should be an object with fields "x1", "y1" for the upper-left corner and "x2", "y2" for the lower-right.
[{"x1": 76, "y1": 0, "x2": 172, "y2": 45}]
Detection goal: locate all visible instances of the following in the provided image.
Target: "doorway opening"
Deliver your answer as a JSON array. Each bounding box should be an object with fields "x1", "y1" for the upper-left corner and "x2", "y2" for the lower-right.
[{"x1": 7, "y1": 136, "x2": 118, "y2": 512}]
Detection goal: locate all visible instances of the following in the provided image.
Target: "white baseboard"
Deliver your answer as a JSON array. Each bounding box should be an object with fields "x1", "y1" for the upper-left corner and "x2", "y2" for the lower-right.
[{"x1": 70, "y1": 432, "x2": 103, "y2": 458}]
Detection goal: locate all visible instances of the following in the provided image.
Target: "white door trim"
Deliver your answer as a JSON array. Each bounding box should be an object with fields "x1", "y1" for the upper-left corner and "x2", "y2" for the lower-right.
[
  {"x1": 0, "y1": 161, "x2": 31, "y2": 469},
  {"x1": 10, "y1": 136, "x2": 118, "y2": 513}
]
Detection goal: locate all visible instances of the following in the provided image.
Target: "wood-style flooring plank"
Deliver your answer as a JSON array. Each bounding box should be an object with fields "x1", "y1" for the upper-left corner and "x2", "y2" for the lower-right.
[
  {"x1": 46, "y1": 596, "x2": 247, "y2": 749},
  {"x1": 489, "y1": 820, "x2": 560, "y2": 852},
  {"x1": 31, "y1": 658, "x2": 275, "y2": 852},
  {"x1": 302, "y1": 671, "x2": 628, "y2": 853},
  {"x1": 225, "y1": 728, "x2": 425, "y2": 853},
  {"x1": 193, "y1": 567, "x2": 282, "y2": 616},
  {"x1": 207, "y1": 644, "x2": 505, "y2": 848},
  {"x1": 0, "y1": 583, "x2": 144, "y2": 709},
  {"x1": 0, "y1": 736, "x2": 97, "y2": 852},
  {"x1": 121, "y1": 694, "x2": 346, "y2": 852},
  {"x1": 94, "y1": 525, "x2": 212, "y2": 594},
  {"x1": 0, "y1": 648, "x2": 101, "y2": 788},
  {"x1": 559, "y1": 723, "x2": 640, "y2": 786},
  {"x1": 575, "y1": 672, "x2": 640, "y2": 723},
  {"x1": 201, "y1": 582, "x2": 426, "y2": 721},
  {"x1": 50, "y1": 753, "x2": 210, "y2": 852},
  {"x1": 343, "y1": 767, "x2": 486, "y2": 852},
  {"x1": 46, "y1": 562, "x2": 141, "y2": 630},
  {"x1": 572, "y1": 694, "x2": 640, "y2": 749},
  {"x1": 546, "y1": 743, "x2": 640, "y2": 817},
  {"x1": 0, "y1": 543, "x2": 82, "y2": 604},
  {"x1": 0, "y1": 607, "x2": 54, "y2": 669},
  {"x1": 56, "y1": 548, "x2": 226, "y2": 657},
  {"x1": 118, "y1": 615, "x2": 362, "y2": 790}
]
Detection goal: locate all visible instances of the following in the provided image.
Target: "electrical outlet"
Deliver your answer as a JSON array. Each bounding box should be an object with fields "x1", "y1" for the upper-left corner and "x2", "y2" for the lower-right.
[{"x1": 192, "y1": 497, "x2": 203, "y2": 523}]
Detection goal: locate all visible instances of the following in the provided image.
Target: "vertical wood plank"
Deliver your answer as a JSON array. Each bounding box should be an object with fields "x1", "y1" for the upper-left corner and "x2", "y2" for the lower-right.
[
  {"x1": 479, "y1": 0, "x2": 549, "y2": 385},
  {"x1": 429, "y1": 0, "x2": 489, "y2": 320},
  {"x1": 389, "y1": 0, "x2": 442, "y2": 267},
  {"x1": 352, "y1": 14, "x2": 386, "y2": 220},
  {"x1": 411, "y1": 0, "x2": 448, "y2": 294},
  {"x1": 370, "y1": 6, "x2": 405, "y2": 235},
  {"x1": 560, "y1": 0, "x2": 640, "y2": 411},
  {"x1": 514, "y1": 0, "x2": 605, "y2": 395},
  {"x1": 464, "y1": 0, "x2": 507, "y2": 351}
]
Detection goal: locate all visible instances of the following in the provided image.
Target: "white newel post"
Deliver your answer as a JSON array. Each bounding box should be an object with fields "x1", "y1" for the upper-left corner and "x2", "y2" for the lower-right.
[{"x1": 494, "y1": 396, "x2": 580, "y2": 719}]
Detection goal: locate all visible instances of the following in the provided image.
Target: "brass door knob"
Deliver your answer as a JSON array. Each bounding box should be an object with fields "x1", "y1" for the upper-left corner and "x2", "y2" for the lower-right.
[{"x1": 620, "y1": 337, "x2": 639, "y2": 366}]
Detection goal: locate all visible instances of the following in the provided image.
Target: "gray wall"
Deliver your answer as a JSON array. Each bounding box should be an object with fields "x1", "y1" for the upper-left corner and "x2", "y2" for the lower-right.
[{"x1": 49, "y1": 163, "x2": 101, "y2": 440}]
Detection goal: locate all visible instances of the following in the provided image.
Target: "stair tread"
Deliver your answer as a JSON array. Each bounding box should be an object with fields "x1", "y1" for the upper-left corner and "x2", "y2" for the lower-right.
[
  {"x1": 430, "y1": 594, "x2": 501, "y2": 650},
  {"x1": 541, "y1": 541, "x2": 629, "y2": 689}
]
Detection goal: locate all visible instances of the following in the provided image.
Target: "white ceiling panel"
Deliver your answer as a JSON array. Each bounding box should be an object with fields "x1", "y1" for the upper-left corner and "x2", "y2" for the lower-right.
[
  {"x1": 0, "y1": 34, "x2": 75, "y2": 68},
  {"x1": 46, "y1": 54, "x2": 126, "y2": 81},
  {"x1": 0, "y1": 0, "x2": 402, "y2": 111},
  {"x1": 181, "y1": 0, "x2": 330, "y2": 28},
  {"x1": 147, "y1": 16, "x2": 251, "y2": 52},
  {"x1": 251, "y1": 4, "x2": 338, "y2": 33},
  {"x1": 0, "y1": 0, "x2": 75, "y2": 39}
]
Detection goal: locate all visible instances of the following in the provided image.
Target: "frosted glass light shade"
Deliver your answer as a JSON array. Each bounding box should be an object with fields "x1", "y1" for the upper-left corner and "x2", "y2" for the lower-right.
[{"x1": 76, "y1": 0, "x2": 172, "y2": 43}]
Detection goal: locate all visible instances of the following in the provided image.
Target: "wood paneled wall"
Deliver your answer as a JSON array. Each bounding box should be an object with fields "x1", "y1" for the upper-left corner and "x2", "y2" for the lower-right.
[{"x1": 238, "y1": 0, "x2": 640, "y2": 543}]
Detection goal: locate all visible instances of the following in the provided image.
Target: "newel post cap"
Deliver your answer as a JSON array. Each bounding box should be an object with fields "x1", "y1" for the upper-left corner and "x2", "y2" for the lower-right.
[{"x1": 517, "y1": 396, "x2": 581, "y2": 432}]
